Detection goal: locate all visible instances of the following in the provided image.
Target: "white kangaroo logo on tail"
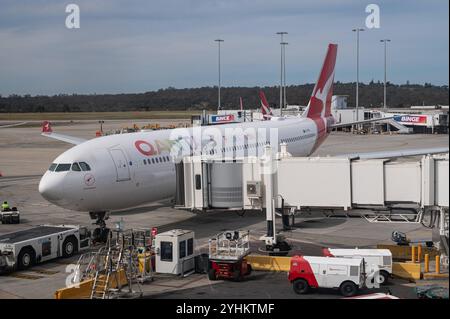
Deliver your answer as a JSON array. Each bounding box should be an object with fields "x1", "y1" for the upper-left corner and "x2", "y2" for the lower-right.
[{"x1": 314, "y1": 70, "x2": 335, "y2": 118}]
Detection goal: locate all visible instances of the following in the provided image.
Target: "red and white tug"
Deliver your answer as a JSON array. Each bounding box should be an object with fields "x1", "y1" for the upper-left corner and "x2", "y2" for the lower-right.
[{"x1": 288, "y1": 255, "x2": 366, "y2": 297}]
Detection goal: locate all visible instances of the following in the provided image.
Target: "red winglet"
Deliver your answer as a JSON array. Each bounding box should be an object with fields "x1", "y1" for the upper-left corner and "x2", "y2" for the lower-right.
[
  {"x1": 42, "y1": 121, "x2": 52, "y2": 133},
  {"x1": 322, "y1": 248, "x2": 335, "y2": 257}
]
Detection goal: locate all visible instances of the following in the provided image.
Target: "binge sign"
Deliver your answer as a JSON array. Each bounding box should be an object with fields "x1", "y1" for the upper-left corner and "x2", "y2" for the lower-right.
[
  {"x1": 211, "y1": 114, "x2": 236, "y2": 124},
  {"x1": 394, "y1": 115, "x2": 428, "y2": 125}
]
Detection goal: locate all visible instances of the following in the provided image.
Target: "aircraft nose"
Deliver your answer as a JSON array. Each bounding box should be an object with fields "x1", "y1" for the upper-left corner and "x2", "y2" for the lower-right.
[{"x1": 39, "y1": 173, "x2": 64, "y2": 201}]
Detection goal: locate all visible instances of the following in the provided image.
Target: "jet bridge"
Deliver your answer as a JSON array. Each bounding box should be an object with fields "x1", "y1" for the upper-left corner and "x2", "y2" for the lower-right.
[
  {"x1": 175, "y1": 146, "x2": 449, "y2": 258},
  {"x1": 176, "y1": 149, "x2": 448, "y2": 213}
]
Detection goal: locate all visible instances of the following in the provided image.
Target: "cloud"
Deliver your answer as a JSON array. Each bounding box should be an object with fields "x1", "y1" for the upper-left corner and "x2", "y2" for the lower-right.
[{"x1": 0, "y1": 0, "x2": 448, "y2": 95}]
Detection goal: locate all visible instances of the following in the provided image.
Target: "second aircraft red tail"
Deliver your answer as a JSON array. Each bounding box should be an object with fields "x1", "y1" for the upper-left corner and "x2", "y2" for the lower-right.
[{"x1": 259, "y1": 90, "x2": 273, "y2": 119}]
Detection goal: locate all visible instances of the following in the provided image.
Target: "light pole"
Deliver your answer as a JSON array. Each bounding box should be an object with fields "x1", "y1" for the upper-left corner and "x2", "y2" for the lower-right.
[
  {"x1": 380, "y1": 39, "x2": 391, "y2": 109},
  {"x1": 215, "y1": 39, "x2": 224, "y2": 110},
  {"x1": 282, "y1": 42, "x2": 288, "y2": 110},
  {"x1": 276, "y1": 32, "x2": 288, "y2": 115},
  {"x1": 352, "y1": 28, "x2": 364, "y2": 121}
]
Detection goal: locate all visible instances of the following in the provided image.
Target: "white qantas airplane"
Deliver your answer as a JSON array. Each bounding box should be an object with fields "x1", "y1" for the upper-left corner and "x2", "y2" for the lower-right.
[{"x1": 38, "y1": 44, "x2": 448, "y2": 239}]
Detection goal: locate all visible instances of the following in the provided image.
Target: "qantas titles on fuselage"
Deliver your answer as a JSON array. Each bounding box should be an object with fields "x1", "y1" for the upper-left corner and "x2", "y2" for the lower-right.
[{"x1": 38, "y1": 44, "x2": 339, "y2": 213}]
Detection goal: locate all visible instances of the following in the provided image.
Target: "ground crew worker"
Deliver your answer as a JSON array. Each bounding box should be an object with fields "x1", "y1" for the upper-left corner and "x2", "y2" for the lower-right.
[{"x1": 1, "y1": 201, "x2": 10, "y2": 211}]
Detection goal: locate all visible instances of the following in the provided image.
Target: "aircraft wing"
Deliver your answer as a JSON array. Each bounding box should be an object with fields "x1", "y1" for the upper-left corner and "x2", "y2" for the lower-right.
[
  {"x1": 337, "y1": 147, "x2": 449, "y2": 160},
  {"x1": 0, "y1": 122, "x2": 28, "y2": 129},
  {"x1": 41, "y1": 121, "x2": 87, "y2": 145},
  {"x1": 331, "y1": 117, "x2": 394, "y2": 129}
]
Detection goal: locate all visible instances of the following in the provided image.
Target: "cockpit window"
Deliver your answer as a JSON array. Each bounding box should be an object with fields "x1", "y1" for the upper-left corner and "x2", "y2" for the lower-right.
[
  {"x1": 79, "y1": 162, "x2": 91, "y2": 171},
  {"x1": 72, "y1": 163, "x2": 81, "y2": 171},
  {"x1": 55, "y1": 164, "x2": 71, "y2": 172},
  {"x1": 48, "y1": 163, "x2": 57, "y2": 171}
]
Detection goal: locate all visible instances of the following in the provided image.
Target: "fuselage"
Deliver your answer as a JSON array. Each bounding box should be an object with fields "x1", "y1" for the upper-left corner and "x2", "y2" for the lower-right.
[{"x1": 39, "y1": 116, "x2": 333, "y2": 212}]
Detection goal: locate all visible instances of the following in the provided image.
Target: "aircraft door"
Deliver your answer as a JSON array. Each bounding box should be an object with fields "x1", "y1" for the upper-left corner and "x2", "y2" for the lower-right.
[{"x1": 109, "y1": 148, "x2": 131, "y2": 182}]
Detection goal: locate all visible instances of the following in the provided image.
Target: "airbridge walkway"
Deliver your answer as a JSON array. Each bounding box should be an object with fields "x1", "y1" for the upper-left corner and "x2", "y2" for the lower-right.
[{"x1": 175, "y1": 147, "x2": 449, "y2": 261}]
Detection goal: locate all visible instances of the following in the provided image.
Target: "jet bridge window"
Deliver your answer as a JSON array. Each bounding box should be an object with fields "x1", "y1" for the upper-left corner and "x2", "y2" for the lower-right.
[
  {"x1": 71, "y1": 163, "x2": 81, "y2": 171},
  {"x1": 48, "y1": 163, "x2": 57, "y2": 171},
  {"x1": 79, "y1": 162, "x2": 91, "y2": 171},
  {"x1": 55, "y1": 164, "x2": 71, "y2": 172}
]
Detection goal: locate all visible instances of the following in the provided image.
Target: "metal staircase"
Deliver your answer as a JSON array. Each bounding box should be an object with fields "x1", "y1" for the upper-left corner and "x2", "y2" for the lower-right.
[
  {"x1": 85, "y1": 228, "x2": 152, "y2": 299},
  {"x1": 71, "y1": 228, "x2": 154, "y2": 299},
  {"x1": 90, "y1": 243, "x2": 124, "y2": 299},
  {"x1": 386, "y1": 118, "x2": 412, "y2": 134},
  {"x1": 74, "y1": 251, "x2": 97, "y2": 283}
]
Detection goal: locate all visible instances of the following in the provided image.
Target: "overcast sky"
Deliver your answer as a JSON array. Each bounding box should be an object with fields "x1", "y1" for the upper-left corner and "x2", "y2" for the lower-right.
[{"x1": 0, "y1": 0, "x2": 448, "y2": 95}]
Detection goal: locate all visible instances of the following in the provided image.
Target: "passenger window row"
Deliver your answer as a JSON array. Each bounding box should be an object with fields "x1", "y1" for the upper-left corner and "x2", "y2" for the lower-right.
[
  {"x1": 281, "y1": 134, "x2": 314, "y2": 144},
  {"x1": 206, "y1": 141, "x2": 269, "y2": 155},
  {"x1": 207, "y1": 142, "x2": 269, "y2": 155},
  {"x1": 143, "y1": 155, "x2": 171, "y2": 165},
  {"x1": 48, "y1": 162, "x2": 91, "y2": 172}
]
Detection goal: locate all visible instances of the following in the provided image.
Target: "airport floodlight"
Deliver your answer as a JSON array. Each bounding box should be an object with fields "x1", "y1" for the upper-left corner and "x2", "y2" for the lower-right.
[
  {"x1": 276, "y1": 32, "x2": 288, "y2": 115},
  {"x1": 281, "y1": 42, "x2": 289, "y2": 109},
  {"x1": 214, "y1": 39, "x2": 224, "y2": 110},
  {"x1": 380, "y1": 39, "x2": 392, "y2": 109},
  {"x1": 352, "y1": 28, "x2": 365, "y2": 121}
]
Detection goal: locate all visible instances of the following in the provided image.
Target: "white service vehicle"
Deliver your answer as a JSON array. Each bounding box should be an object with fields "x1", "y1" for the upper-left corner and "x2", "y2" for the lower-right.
[
  {"x1": 288, "y1": 255, "x2": 366, "y2": 297},
  {"x1": 0, "y1": 225, "x2": 91, "y2": 272},
  {"x1": 323, "y1": 248, "x2": 392, "y2": 285}
]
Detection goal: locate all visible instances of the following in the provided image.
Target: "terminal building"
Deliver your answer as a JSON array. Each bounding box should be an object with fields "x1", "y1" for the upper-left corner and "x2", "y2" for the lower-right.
[
  {"x1": 331, "y1": 96, "x2": 449, "y2": 134},
  {"x1": 192, "y1": 96, "x2": 449, "y2": 134}
]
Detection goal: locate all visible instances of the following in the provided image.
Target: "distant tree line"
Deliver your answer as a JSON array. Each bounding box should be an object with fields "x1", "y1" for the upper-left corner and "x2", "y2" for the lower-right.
[{"x1": 0, "y1": 82, "x2": 448, "y2": 113}]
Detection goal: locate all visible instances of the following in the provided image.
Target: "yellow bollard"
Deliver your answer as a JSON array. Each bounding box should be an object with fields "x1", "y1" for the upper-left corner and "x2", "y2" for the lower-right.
[
  {"x1": 417, "y1": 245, "x2": 422, "y2": 263},
  {"x1": 411, "y1": 246, "x2": 416, "y2": 263},
  {"x1": 435, "y1": 255, "x2": 440, "y2": 274},
  {"x1": 424, "y1": 254, "x2": 429, "y2": 273}
]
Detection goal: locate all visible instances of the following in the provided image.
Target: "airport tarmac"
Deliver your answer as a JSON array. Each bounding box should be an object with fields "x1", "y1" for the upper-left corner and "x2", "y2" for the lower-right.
[{"x1": 0, "y1": 120, "x2": 448, "y2": 299}]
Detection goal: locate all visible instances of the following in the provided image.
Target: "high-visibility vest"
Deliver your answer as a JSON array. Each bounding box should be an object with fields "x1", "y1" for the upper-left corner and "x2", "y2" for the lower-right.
[{"x1": 1, "y1": 203, "x2": 9, "y2": 210}]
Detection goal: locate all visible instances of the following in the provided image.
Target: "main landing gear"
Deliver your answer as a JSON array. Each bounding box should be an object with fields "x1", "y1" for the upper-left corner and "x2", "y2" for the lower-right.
[{"x1": 89, "y1": 212, "x2": 111, "y2": 243}]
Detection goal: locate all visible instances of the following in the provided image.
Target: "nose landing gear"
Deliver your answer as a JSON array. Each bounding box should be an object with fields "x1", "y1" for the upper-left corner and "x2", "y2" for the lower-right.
[{"x1": 89, "y1": 212, "x2": 110, "y2": 243}]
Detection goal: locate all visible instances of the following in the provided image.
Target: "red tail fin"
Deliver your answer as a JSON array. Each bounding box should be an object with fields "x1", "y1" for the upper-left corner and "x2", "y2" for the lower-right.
[
  {"x1": 259, "y1": 90, "x2": 273, "y2": 119},
  {"x1": 322, "y1": 248, "x2": 335, "y2": 257},
  {"x1": 305, "y1": 44, "x2": 338, "y2": 119},
  {"x1": 42, "y1": 121, "x2": 52, "y2": 133}
]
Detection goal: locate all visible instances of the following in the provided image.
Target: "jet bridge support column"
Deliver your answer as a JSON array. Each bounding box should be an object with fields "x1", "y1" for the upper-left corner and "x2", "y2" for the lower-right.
[
  {"x1": 260, "y1": 146, "x2": 276, "y2": 246},
  {"x1": 259, "y1": 146, "x2": 291, "y2": 256}
]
